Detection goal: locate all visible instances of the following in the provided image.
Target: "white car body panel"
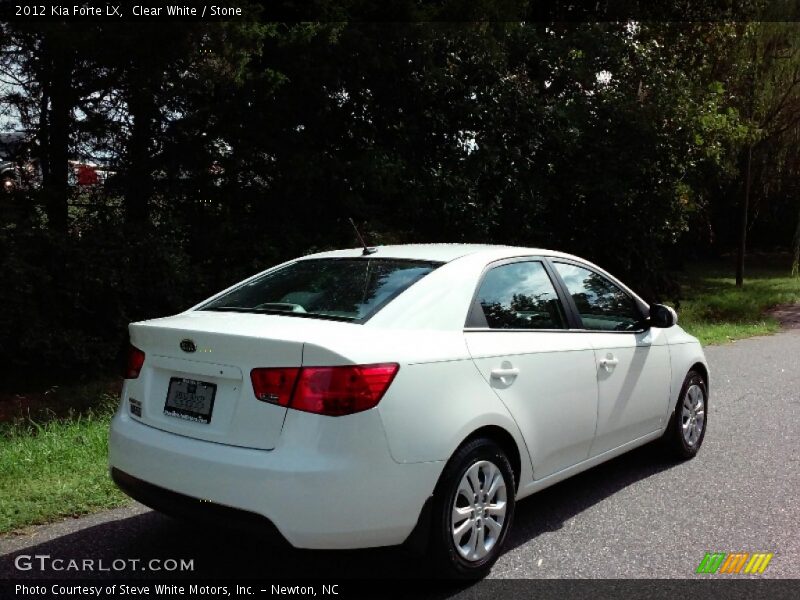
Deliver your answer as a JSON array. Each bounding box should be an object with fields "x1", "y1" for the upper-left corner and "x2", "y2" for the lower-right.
[
  {"x1": 110, "y1": 408, "x2": 442, "y2": 548},
  {"x1": 109, "y1": 244, "x2": 709, "y2": 549},
  {"x1": 517, "y1": 429, "x2": 667, "y2": 499},
  {"x1": 587, "y1": 327, "x2": 672, "y2": 456},
  {"x1": 376, "y1": 355, "x2": 531, "y2": 477},
  {"x1": 664, "y1": 325, "x2": 711, "y2": 415},
  {"x1": 465, "y1": 330, "x2": 598, "y2": 479}
]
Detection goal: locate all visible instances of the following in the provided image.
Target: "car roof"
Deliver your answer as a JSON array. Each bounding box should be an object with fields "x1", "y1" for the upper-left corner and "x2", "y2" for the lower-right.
[{"x1": 302, "y1": 243, "x2": 579, "y2": 263}]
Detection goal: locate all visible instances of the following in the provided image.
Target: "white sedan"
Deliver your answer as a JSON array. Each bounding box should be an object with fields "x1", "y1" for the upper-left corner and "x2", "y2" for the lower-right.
[{"x1": 109, "y1": 244, "x2": 708, "y2": 577}]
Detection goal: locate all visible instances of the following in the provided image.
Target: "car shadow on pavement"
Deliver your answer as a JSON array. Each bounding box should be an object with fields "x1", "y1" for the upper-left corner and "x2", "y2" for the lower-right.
[
  {"x1": 0, "y1": 511, "x2": 421, "y2": 580},
  {"x1": 504, "y1": 441, "x2": 679, "y2": 554},
  {"x1": 0, "y1": 442, "x2": 678, "y2": 584}
]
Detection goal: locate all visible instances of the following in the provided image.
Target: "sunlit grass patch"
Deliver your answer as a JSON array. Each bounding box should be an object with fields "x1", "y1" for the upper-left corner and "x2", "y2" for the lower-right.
[
  {"x1": 675, "y1": 257, "x2": 800, "y2": 345},
  {"x1": 0, "y1": 397, "x2": 128, "y2": 534}
]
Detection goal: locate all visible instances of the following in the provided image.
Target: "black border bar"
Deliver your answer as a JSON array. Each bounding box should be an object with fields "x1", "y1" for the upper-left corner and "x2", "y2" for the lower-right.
[
  {"x1": 2, "y1": 1, "x2": 800, "y2": 23},
  {"x1": 2, "y1": 578, "x2": 800, "y2": 600}
]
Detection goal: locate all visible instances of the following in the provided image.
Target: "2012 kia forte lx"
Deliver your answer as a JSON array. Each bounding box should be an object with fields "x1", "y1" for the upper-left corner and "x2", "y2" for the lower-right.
[{"x1": 109, "y1": 244, "x2": 708, "y2": 577}]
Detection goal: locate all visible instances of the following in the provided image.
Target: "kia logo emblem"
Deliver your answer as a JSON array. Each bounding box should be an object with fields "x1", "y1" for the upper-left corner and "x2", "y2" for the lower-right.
[{"x1": 180, "y1": 339, "x2": 197, "y2": 353}]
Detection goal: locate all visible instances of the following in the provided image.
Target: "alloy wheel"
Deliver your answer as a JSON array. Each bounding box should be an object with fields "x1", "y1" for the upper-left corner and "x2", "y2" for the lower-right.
[
  {"x1": 450, "y1": 460, "x2": 508, "y2": 561},
  {"x1": 681, "y1": 384, "x2": 706, "y2": 447}
]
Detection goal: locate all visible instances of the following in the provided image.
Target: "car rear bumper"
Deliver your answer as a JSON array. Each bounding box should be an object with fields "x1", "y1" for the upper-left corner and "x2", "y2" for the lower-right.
[
  {"x1": 108, "y1": 409, "x2": 443, "y2": 549},
  {"x1": 110, "y1": 467, "x2": 286, "y2": 537}
]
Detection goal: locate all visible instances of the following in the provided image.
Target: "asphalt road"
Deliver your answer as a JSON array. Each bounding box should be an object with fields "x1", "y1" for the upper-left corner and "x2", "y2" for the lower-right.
[{"x1": 1, "y1": 330, "x2": 798, "y2": 584}]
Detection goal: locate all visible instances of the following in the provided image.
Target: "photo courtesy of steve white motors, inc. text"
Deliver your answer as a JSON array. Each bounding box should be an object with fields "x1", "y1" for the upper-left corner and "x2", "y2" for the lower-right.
[
  {"x1": 14, "y1": 4, "x2": 244, "y2": 17},
  {"x1": 14, "y1": 584, "x2": 339, "y2": 597}
]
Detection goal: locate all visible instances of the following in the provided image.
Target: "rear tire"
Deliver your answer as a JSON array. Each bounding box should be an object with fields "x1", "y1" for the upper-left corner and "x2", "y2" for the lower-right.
[
  {"x1": 662, "y1": 370, "x2": 708, "y2": 460},
  {"x1": 428, "y1": 437, "x2": 515, "y2": 579}
]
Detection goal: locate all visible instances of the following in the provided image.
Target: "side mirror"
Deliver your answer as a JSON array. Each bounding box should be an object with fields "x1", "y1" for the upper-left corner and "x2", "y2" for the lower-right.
[{"x1": 649, "y1": 303, "x2": 677, "y2": 328}]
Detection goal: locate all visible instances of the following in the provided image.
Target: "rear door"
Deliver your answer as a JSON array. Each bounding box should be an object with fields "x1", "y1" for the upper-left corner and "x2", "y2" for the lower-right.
[
  {"x1": 465, "y1": 259, "x2": 599, "y2": 479},
  {"x1": 550, "y1": 260, "x2": 672, "y2": 456}
]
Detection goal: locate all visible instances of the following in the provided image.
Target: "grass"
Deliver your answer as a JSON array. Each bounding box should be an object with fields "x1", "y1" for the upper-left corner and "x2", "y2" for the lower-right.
[
  {"x1": 674, "y1": 255, "x2": 800, "y2": 346},
  {"x1": 0, "y1": 388, "x2": 129, "y2": 535}
]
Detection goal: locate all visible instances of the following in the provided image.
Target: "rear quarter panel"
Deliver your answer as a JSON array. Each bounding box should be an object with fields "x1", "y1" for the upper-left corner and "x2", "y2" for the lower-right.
[{"x1": 302, "y1": 328, "x2": 533, "y2": 489}]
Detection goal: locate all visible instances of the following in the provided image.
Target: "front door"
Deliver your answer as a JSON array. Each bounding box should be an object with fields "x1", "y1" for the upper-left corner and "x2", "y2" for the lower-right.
[{"x1": 551, "y1": 261, "x2": 672, "y2": 456}]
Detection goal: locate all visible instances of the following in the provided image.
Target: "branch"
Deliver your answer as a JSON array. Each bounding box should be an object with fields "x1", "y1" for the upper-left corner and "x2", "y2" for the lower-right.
[{"x1": 759, "y1": 68, "x2": 800, "y2": 130}]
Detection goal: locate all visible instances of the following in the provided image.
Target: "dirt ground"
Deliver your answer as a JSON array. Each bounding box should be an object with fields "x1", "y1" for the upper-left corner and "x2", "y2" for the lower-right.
[
  {"x1": 0, "y1": 379, "x2": 122, "y2": 423},
  {"x1": 767, "y1": 303, "x2": 800, "y2": 329}
]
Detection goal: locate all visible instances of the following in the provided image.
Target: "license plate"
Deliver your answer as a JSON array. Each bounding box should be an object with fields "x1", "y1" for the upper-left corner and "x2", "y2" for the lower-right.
[{"x1": 164, "y1": 378, "x2": 217, "y2": 424}]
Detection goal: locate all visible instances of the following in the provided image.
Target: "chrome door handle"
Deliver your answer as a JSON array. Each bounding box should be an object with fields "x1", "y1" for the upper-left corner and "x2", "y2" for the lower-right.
[
  {"x1": 491, "y1": 367, "x2": 520, "y2": 379},
  {"x1": 599, "y1": 355, "x2": 619, "y2": 370}
]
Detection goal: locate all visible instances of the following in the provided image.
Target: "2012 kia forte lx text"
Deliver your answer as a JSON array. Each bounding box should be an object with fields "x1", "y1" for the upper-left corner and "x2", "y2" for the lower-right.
[{"x1": 109, "y1": 244, "x2": 708, "y2": 577}]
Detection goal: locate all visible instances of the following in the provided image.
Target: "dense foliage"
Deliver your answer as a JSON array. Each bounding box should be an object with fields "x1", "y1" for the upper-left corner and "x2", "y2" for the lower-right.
[{"x1": 1, "y1": 11, "x2": 800, "y2": 382}]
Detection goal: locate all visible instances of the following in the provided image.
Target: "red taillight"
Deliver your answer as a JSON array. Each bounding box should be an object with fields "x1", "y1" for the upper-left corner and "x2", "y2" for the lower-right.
[
  {"x1": 250, "y1": 364, "x2": 399, "y2": 417},
  {"x1": 125, "y1": 344, "x2": 146, "y2": 379},
  {"x1": 250, "y1": 367, "x2": 300, "y2": 406},
  {"x1": 292, "y1": 364, "x2": 399, "y2": 416}
]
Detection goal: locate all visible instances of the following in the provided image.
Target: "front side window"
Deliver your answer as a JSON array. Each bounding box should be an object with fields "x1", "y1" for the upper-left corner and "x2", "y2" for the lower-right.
[
  {"x1": 201, "y1": 258, "x2": 440, "y2": 321},
  {"x1": 553, "y1": 262, "x2": 643, "y2": 331},
  {"x1": 475, "y1": 261, "x2": 566, "y2": 330}
]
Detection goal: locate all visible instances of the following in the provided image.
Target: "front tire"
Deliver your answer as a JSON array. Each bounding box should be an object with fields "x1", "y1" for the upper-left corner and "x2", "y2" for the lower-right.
[
  {"x1": 662, "y1": 370, "x2": 708, "y2": 459},
  {"x1": 429, "y1": 437, "x2": 515, "y2": 579}
]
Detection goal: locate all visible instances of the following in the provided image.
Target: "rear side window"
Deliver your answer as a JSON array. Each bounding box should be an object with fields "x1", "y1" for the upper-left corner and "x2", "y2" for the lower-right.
[
  {"x1": 474, "y1": 261, "x2": 566, "y2": 330},
  {"x1": 552, "y1": 262, "x2": 643, "y2": 331},
  {"x1": 200, "y1": 258, "x2": 441, "y2": 322}
]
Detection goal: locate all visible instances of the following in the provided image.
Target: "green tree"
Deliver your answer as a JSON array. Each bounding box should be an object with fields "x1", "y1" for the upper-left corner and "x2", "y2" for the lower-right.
[{"x1": 719, "y1": 23, "x2": 800, "y2": 285}]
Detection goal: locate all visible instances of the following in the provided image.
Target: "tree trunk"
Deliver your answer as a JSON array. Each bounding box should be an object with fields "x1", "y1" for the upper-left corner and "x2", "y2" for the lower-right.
[
  {"x1": 38, "y1": 53, "x2": 50, "y2": 185},
  {"x1": 735, "y1": 144, "x2": 753, "y2": 287},
  {"x1": 792, "y1": 202, "x2": 800, "y2": 277},
  {"x1": 40, "y1": 34, "x2": 72, "y2": 233},
  {"x1": 124, "y1": 68, "x2": 156, "y2": 226}
]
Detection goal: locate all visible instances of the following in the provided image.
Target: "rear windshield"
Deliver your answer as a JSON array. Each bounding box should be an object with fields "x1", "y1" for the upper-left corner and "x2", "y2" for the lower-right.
[{"x1": 200, "y1": 258, "x2": 442, "y2": 322}]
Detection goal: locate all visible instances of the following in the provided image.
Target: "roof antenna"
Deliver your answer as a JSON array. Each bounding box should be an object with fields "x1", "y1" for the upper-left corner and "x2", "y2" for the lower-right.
[{"x1": 349, "y1": 217, "x2": 377, "y2": 256}]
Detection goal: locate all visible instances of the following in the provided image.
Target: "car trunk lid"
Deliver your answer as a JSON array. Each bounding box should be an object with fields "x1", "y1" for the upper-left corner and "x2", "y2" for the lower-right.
[{"x1": 125, "y1": 311, "x2": 352, "y2": 450}]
